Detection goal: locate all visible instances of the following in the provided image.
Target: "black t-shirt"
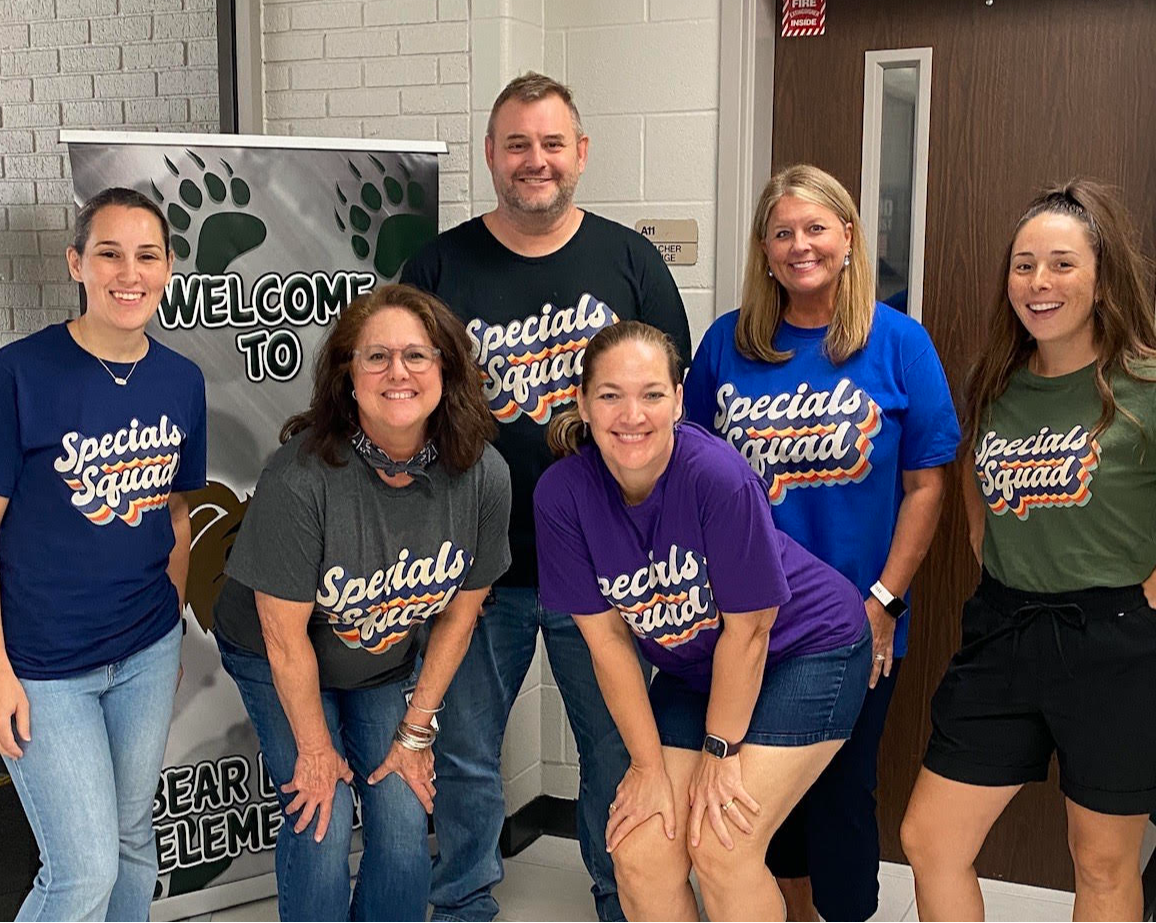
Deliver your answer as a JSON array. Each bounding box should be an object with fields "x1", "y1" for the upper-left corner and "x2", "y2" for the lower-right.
[{"x1": 401, "y1": 212, "x2": 692, "y2": 586}]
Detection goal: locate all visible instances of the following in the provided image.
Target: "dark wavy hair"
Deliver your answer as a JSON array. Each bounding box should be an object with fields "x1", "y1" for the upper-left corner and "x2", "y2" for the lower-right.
[
  {"x1": 963, "y1": 179, "x2": 1156, "y2": 450},
  {"x1": 281, "y1": 284, "x2": 496, "y2": 473}
]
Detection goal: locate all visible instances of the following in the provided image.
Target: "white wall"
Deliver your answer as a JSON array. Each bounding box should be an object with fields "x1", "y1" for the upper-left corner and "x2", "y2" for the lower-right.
[
  {"x1": 0, "y1": 0, "x2": 220, "y2": 345},
  {"x1": 260, "y1": 0, "x2": 473, "y2": 232},
  {"x1": 543, "y1": 0, "x2": 720, "y2": 347}
]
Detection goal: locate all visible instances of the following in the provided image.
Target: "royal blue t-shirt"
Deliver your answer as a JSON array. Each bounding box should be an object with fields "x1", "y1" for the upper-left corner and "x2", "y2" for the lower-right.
[
  {"x1": 534, "y1": 423, "x2": 864, "y2": 692},
  {"x1": 683, "y1": 305, "x2": 960, "y2": 656},
  {"x1": 0, "y1": 323, "x2": 207, "y2": 679}
]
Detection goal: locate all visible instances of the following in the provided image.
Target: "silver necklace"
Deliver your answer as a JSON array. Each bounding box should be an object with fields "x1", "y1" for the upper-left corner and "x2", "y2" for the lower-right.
[{"x1": 76, "y1": 321, "x2": 143, "y2": 386}]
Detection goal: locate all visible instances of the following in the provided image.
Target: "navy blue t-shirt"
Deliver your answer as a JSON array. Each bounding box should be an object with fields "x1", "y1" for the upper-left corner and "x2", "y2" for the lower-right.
[
  {"x1": 0, "y1": 323, "x2": 207, "y2": 678},
  {"x1": 684, "y1": 304, "x2": 960, "y2": 657}
]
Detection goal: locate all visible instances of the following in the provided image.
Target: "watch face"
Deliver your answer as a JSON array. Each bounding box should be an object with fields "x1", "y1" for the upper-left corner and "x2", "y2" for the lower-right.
[
  {"x1": 887, "y1": 599, "x2": 909, "y2": 618},
  {"x1": 703, "y1": 735, "x2": 727, "y2": 758}
]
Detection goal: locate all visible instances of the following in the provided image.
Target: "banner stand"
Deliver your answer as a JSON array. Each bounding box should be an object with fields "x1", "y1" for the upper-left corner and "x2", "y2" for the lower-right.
[{"x1": 61, "y1": 129, "x2": 444, "y2": 919}]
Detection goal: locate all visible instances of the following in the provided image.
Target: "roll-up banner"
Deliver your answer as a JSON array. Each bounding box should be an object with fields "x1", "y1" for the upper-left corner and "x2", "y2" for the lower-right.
[{"x1": 61, "y1": 130, "x2": 445, "y2": 919}]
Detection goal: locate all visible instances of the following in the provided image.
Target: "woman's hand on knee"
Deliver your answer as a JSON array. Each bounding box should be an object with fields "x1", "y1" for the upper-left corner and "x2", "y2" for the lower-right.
[
  {"x1": 688, "y1": 752, "x2": 760, "y2": 850},
  {"x1": 606, "y1": 762, "x2": 678, "y2": 852},
  {"x1": 282, "y1": 745, "x2": 354, "y2": 843},
  {"x1": 0, "y1": 666, "x2": 30, "y2": 759},
  {"x1": 368, "y1": 741, "x2": 436, "y2": 814}
]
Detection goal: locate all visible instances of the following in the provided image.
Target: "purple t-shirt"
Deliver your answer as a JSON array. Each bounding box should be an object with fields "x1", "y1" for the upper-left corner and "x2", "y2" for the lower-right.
[{"x1": 534, "y1": 423, "x2": 864, "y2": 692}]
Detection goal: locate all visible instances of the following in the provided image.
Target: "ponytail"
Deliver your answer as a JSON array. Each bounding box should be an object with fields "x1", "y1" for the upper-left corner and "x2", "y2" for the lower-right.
[{"x1": 547, "y1": 404, "x2": 588, "y2": 457}]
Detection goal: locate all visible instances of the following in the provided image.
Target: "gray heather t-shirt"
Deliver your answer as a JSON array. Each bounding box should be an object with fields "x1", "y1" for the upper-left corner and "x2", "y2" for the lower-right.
[{"x1": 214, "y1": 432, "x2": 512, "y2": 690}]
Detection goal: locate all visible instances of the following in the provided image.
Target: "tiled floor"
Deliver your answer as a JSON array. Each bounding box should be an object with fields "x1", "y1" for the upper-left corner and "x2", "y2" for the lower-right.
[{"x1": 173, "y1": 834, "x2": 1082, "y2": 921}]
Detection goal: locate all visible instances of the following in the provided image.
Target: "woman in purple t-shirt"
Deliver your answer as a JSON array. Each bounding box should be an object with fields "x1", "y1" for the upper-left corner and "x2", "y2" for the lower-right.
[{"x1": 533, "y1": 321, "x2": 871, "y2": 921}]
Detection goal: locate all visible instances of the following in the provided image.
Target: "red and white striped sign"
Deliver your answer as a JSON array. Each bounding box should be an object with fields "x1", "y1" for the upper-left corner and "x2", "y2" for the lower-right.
[{"x1": 782, "y1": 0, "x2": 826, "y2": 37}]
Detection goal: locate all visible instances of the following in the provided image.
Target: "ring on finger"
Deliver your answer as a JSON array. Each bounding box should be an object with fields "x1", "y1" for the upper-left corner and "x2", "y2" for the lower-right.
[
  {"x1": 874, "y1": 653, "x2": 885, "y2": 662},
  {"x1": 721, "y1": 799, "x2": 734, "y2": 812},
  {"x1": 609, "y1": 802, "x2": 618, "y2": 814}
]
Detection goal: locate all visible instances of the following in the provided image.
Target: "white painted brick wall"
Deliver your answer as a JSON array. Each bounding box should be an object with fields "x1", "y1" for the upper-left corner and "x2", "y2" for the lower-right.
[
  {"x1": 260, "y1": 0, "x2": 473, "y2": 231},
  {"x1": 0, "y1": 0, "x2": 220, "y2": 342}
]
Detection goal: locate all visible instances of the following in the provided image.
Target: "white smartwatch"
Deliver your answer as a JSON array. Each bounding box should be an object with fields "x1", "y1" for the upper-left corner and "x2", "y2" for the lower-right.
[{"x1": 869, "y1": 581, "x2": 908, "y2": 619}]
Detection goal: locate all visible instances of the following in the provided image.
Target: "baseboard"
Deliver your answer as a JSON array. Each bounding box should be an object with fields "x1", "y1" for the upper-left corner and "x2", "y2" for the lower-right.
[{"x1": 499, "y1": 795, "x2": 578, "y2": 857}]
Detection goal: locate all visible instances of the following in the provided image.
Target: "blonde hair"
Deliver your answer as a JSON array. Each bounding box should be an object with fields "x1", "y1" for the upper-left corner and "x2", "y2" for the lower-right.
[
  {"x1": 737, "y1": 164, "x2": 874, "y2": 364},
  {"x1": 547, "y1": 321, "x2": 682, "y2": 457}
]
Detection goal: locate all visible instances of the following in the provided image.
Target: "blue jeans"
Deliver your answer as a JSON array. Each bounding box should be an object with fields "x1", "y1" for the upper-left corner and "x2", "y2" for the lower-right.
[
  {"x1": 216, "y1": 635, "x2": 430, "y2": 922},
  {"x1": 2, "y1": 619, "x2": 181, "y2": 922},
  {"x1": 429, "y1": 587, "x2": 632, "y2": 922}
]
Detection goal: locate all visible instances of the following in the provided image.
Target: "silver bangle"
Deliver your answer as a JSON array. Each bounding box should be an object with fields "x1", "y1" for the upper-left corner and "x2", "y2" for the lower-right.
[
  {"x1": 398, "y1": 720, "x2": 436, "y2": 740},
  {"x1": 395, "y1": 732, "x2": 433, "y2": 752},
  {"x1": 394, "y1": 720, "x2": 436, "y2": 751}
]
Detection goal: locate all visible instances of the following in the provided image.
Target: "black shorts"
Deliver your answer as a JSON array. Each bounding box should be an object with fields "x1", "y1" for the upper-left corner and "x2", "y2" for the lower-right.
[{"x1": 924, "y1": 571, "x2": 1156, "y2": 815}]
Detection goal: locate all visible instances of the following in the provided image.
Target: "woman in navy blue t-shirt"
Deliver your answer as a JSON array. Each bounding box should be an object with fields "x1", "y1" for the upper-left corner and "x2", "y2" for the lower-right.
[{"x1": 0, "y1": 187, "x2": 207, "y2": 921}]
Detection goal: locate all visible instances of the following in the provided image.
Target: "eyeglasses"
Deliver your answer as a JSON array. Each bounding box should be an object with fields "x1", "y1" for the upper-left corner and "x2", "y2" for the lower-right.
[{"x1": 352, "y1": 344, "x2": 441, "y2": 374}]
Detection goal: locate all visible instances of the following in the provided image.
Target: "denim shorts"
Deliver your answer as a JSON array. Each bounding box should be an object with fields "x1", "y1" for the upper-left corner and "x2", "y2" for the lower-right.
[{"x1": 651, "y1": 621, "x2": 872, "y2": 749}]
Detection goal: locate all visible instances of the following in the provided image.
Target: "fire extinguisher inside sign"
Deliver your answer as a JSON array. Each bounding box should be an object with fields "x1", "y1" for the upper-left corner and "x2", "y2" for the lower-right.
[{"x1": 782, "y1": 0, "x2": 827, "y2": 37}]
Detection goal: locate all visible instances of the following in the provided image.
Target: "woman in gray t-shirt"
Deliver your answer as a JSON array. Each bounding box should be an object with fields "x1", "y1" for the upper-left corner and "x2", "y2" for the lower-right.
[{"x1": 213, "y1": 284, "x2": 511, "y2": 922}]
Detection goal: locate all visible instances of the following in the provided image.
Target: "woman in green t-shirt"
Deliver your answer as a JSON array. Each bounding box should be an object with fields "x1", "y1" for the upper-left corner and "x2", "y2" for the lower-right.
[{"x1": 902, "y1": 180, "x2": 1156, "y2": 921}]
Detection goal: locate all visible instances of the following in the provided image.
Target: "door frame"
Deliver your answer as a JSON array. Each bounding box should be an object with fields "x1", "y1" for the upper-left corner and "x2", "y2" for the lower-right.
[{"x1": 714, "y1": 0, "x2": 775, "y2": 318}]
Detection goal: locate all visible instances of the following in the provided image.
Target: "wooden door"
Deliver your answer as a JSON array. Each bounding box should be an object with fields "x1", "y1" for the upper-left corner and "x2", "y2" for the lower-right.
[{"x1": 769, "y1": 0, "x2": 1156, "y2": 890}]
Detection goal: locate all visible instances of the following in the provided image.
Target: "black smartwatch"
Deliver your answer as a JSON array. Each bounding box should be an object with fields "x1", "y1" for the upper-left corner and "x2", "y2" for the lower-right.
[
  {"x1": 869, "y1": 581, "x2": 908, "y2": 619},
  {"x1": 703, "y1": 733, "x2": 742, "y2": 759}
]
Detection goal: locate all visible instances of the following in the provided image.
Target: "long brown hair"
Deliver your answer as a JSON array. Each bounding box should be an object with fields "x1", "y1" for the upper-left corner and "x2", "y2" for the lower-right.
[
  {"x1": 282, "y1": 284, "x2": 496, "y2": 473},
  {"x1": 547, "y1": 321, "x2": 682, "y2": 457},
  {"x1": 737, "y1": 164, "x2": 874, "y2": 364},
  {"x1": 963, "y1": 179, "x2": 1156, "y2": 450}
]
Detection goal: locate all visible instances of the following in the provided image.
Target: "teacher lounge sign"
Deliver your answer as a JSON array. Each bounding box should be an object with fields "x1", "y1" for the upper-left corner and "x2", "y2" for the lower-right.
[{"x1": 61, "y1": 130, "x2": 444, "y2": 919}]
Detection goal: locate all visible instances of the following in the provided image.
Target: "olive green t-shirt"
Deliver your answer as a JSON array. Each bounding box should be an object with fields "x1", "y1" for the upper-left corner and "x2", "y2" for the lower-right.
[{"x1": 975, "y1": 361, "x2": 1156, "y2": 592}]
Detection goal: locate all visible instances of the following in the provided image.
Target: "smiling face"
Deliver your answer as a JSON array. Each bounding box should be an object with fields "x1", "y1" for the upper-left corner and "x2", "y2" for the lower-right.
[
  {"x1": 485, "y1": 95, "x2": 588, "y2": 222},
  {"x1": 350, "y1": 306, "x2": 443, "y2": 452},
  {"x1": 66, "y1": 204, "x2": 173, "y2": 335},
  {"x1": 761, "y1": 194, "x2": 852, "y2": 308},
  {"x1": 1007, "y1": 212, "x2": 1098, "y2": 356},
  {"x1": 578, "y1": 340, "x2": 683, "y2": 501}
]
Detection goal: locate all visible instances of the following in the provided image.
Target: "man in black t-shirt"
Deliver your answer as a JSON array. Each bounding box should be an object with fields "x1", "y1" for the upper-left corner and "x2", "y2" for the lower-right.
[{"x1": 402, "y1": 72, "x2": 690, "y2": 923}]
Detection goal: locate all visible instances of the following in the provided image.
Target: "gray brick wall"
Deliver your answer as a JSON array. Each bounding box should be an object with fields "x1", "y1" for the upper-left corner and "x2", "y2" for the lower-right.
[
  {"x1": 0, "y1": 0, "x2": 220, "y2": 344},
  {"x1": 261, "y1": 0, "x2": 472, "y2": 232}
]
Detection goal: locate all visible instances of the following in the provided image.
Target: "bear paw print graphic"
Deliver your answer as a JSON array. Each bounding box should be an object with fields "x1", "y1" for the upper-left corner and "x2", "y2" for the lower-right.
[
  {"x1": 151, "y1": 150, "x2": 267, "y2": 274},
  {"x1": 335, "y1": 155, "x2": 436, "y2": 279}
]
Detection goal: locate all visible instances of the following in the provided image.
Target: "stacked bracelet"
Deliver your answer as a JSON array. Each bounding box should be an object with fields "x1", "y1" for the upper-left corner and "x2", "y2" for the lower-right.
[
  {"x1": 408, "y1": 699, "x2": 445, "y2": 715},
  {"x1": 394, "y1": 720, "x2": 437, "y2": 751}
]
